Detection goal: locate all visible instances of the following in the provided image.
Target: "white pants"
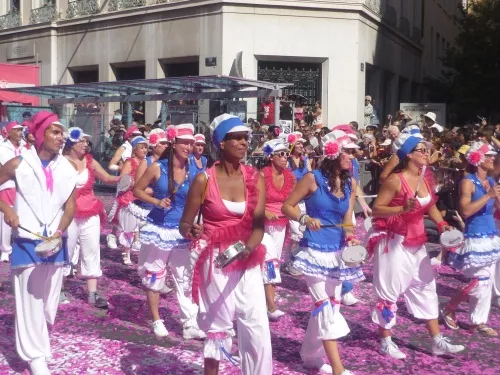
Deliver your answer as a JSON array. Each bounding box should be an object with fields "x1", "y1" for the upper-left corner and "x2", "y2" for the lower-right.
[
  {"x1": 0, "y1": 211, "x2": 12, "y2": 255},
  {"x1": 65, "y1": 215, "x2": 102, "y2": 278},
  {"x1": 493, "y1": 260, "x2": 500, "y2": 299},
  {"x1": 12, "y1": 265, "x2": 64, "y2": 362},
  {"x1": 138, "y1": 243, "x2": 199, "y2": 328},
  {"x1": 197, "y1": 262, "x2": 273, "y2": 375},
  {"x1": 462, "y1": 264, "x2": 496, "y2": 325},
  {"x1": 117, "y1": 208, "x2": 140, "y2": 247},
  {"x1": 372, "y1": 234, "x2": 438, "y2": 329},
  {"x1": 262, "y1": 224, "x2": 287, "y2": 284},
  {"x1": 300, "y1": 275, "x2": 350, "y2": 363}
]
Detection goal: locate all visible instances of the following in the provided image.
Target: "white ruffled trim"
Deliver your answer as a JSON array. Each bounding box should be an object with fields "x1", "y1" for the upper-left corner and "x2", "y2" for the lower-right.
[
  {"x1": 448, "y1": 235, "x2": 500, "y2": 270},
  {"x1": 293, "y1": 246, "x2": 364, "y2": 282},
  {"x1": 204, "y1": 335, "x2": 233, "y2": 361},
  {"x1": 264, "y1": 222, "x2": 287, "y2": 233},
  {"x1": 315, "y1": 303, "x2": 350, "y2": 341},
  {"x1": 139, "y1": 223, "x2": 188, "y2": 248},
  {"x1": 125, "y1": 202, "x2": 151, "y2": 221}
]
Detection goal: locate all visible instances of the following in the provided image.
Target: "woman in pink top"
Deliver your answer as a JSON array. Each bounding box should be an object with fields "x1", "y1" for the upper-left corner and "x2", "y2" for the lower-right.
[
  {"x1": 369, "y1": 132, "x2": 464, "y2": 361},
  {"x1": 260, "y1": 138, "x2": 295, "y2": 321},
  {"x1": 180, "y1": 114, "x2": 272, "y2": 375}
]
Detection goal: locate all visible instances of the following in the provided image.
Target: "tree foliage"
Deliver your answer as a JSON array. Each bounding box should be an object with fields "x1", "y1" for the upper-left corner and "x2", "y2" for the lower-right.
[{"x1": 426, "y1": 0, "x2": 500, "y2": 122}]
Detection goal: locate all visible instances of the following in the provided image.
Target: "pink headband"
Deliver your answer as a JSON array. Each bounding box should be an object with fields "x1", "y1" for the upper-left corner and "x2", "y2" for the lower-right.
[
  {"x1": 177, "y1": 128, "x2": 193, "y2": 137},
  {"x1": 148, "y1": 131, "x2": 167, "y2": 146},
  {"x1": 194, "y1": 134, "x2": 206, "y2": 144},
  {"x1": 32, "y1": 111, "x2": 62, "y2": 149}
]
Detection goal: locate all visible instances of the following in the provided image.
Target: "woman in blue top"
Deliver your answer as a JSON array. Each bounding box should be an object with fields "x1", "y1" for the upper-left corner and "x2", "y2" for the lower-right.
[
  {"x1": 189, "y1": 133, "x2": 208, "y2": 180},
  {"x1": 133, "y1": 124, "x2": 205, "y2": 340},
  {"x1": 282, "y1": 130, "x2": 362, "y2": 375},
  {"x1": 125, "y1": 129, "x2": 169, "y2": 250},
  {"x1": 442, "y1": 142, "x2": 500, "y2": 336}
]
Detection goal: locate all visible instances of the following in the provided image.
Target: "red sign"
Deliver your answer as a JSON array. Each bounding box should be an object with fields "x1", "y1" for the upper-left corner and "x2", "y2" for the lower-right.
[{"x1": 0, "y1": 63, "x2": 39, "y2": 105}]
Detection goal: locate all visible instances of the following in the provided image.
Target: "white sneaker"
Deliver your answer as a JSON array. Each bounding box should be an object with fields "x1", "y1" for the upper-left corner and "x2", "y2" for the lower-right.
[
  {"x1": 131, "y1": 241, "x2": 141, "y2": 252},
  {"x1": 122, "y1": 252, "x2": 132, "y2": 265},
  {"x1": 159, "y1": 285, "x2": 173, "y2": 295},
  {"x1": 341, "y1": 292, "x2": 359, "y2": 306},
  {"x1": 304, "y1": 358, "x2": 333, "y2": 374},
  {"x1": 341, "y1": 371, "x2": 355, "y2": 375},
  {"x1": 0, "y1": 252, "x2": 9, "y2": 262},
  {"x1": 107, "y1": 234, "x2": 118, "y2": 249},
  {"x1": 30, "y1": 356, "x2": 51, "y2": 375},
  {"x1": 380, "y1": 339, "x2": 407, "y2": 359},
  {"x1": 183, "y1": 326, "x2": 206, "y2": 340},
  {"x1": 268, "y1": 309, "x2": 286, "y2": 321},
  {"x1": 432, "y1": 335, "x2": 465, "y2": 356},
  {"x1": 151, "y1": 319, "x2": 169, "y2": 337},
  {"x1": 59, "y1": 291, "x2": 70, "y2": 305}
]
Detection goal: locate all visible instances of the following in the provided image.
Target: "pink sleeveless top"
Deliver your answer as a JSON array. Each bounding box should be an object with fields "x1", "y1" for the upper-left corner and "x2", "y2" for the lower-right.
[
  {"x1": 191, "y1": 163, "x2": 266, "y2": 303},
  {"x1": 75, "y1": 154, "x2": 106, "y2": 225},
  {"x1": 369, "y1": 173, "x2": 436, "y2": 253},
  {"x1": 262, "y1": 166, "x2": 295, "y2": 226},
  {"x1": 111, "y1": 157, "x2": 140, "y2": 224}
]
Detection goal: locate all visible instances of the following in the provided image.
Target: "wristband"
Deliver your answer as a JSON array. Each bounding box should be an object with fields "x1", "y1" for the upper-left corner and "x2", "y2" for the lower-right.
[
  {"x1": 55, "y1": 229, "x2": 63, "y2": 237},
  {"x1": 109, "y1": 165, "x2": 119, "y2": 171},
  {"x1": 436, "y1": 221, "x2": 448, "y2": 234},
  {"x1": 299, "y1": 214, "x2": 309, "y2": 226},
  {"x1": 345, "y1": 235, "x2": 357, "y2": 244}
]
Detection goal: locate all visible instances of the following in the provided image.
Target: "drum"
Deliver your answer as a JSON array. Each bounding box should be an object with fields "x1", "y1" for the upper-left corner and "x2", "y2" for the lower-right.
[
  {"x1": 35, "y1": 238, "x2": 62, "y2": 258},
  {"x1": 117, "y1": 175, "x2": 133, "y2": 194},
  {"x1": 364, "y1": 217, "x2": 372, "y2": 231},
  {"x1": 214, "y1": 241, "x2": 247, "y2": 269},
  {"x1": 341, "y1": 245, "x2": 368, "y2": 267},
  {"x1": 440, "y1": 229, "x2": 464, "y2": 253}
]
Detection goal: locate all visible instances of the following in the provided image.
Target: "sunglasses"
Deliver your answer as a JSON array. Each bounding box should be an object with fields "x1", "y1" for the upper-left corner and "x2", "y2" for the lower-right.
[
  {"x1": 225, "y1": 134, "x2": 249, "y2": 141},
  {"x1": 273, "y1": 151, "x2": 290, "y2": 158},
  {"x1": 413, "y1": 148, "x2": 429, "y2": 154},
  {"x1": 158, "y1": 141, "x2": 169, "y2": 145}
]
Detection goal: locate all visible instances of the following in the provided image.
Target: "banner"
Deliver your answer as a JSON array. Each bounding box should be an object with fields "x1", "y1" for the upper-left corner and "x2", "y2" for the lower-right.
[
  {"x1": 399, "y1": 103, "x2": 446, "y2": 126},
  {"x1": 0, "y1": 63, "x2": 39, "y2": 106}
]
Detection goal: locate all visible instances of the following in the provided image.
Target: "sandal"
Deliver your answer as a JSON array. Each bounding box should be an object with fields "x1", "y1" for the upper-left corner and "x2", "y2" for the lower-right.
[
  {"x1": 474, "y1": 325, "x2": 498, "y2": 337},
  {"x1": 440, "y1": 307, "x2": 459, "y2": 330}
]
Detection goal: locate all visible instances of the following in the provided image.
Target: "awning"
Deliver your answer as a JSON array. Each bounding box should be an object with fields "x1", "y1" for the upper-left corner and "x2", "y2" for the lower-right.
[{"x1": 0, "y1": 63, "x2": 39, "y2": 105}]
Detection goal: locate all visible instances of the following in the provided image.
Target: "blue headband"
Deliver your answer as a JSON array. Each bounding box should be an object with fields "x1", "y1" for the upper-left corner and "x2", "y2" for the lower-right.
[
  {"x1": 396, "y1": 136, "x2": 422, "y2": 159},
  {"x1": 131, "y1": 136, "x2": 147, "y2": 148},
  {"x1": 213, "y1": 117, "x2": 245, "y2": 147}
]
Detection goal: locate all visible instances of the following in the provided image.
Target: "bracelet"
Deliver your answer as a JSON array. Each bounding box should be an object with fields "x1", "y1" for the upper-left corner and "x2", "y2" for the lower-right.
[
  {"x1": 345, "y1": 235, "x2": 357, "y2": 244},
  {"x1": 299, "y1": 214, "x2": 309, "y2": 226},
  {"x1": 55, "y1": 229, "x2": 63, "y2": 237},
  {"x1": 436, "y1": 221, "x2": 448, "y2": 233}
]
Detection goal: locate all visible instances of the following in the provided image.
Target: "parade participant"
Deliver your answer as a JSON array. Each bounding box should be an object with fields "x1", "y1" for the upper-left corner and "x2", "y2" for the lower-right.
[
  {"x1": 106, "y1": 124, "x2": 142, "y2": 249},
  {"x1": 189, "y1": 133, "x2": 208, "y2": 179},
  {"x1": 282, "y1": 130, "x2": 361, "y2": 375},
  {"x1": 134, "y1": 124, "x2": 205, "y2": 339},
  {"x1": 261, "y1": 138, "x2": 295, "y2": 320},
  {"x1": 180, "y1": 114, "x2": 271, "y2": 375},
  {"x1": 109, "y1": 136, "x2": 148, "y2": 265},
  {"x1": 22, "y1": 121, "x2": 36, "y2": 148},
  {"x1": 286, "y1": 131, "x2": 312, "y2": 275},
  {"x1": 369, "y1": 132, "x2": 465, "y2": 360},
  {"x1": 62, "y1": 127, "x2": 121, "y2": 308},
  {"x1": 125, "y1": 129, "x2": 169, "y2": 225},
  {"x1": 0, "y1": 111, "x2": 77, "y2": 375},
  {"x1": 0, "y1": 121, "x2": 26, "y2": 262},
  {"x1": 441, "y1": 142, "x2": 500, "y2": 336}
]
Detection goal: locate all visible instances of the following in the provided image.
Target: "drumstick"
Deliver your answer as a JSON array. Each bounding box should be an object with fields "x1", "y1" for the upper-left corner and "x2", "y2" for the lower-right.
[
  {"x1": 414, "y1": 165, "x2": 427, "y2": 198},
  {"x1": 321, "y1": 224, "x2": 354, "y2": 228},
  {"x1": 18, "y1": 226, "x2": 50, "y2": 241}
]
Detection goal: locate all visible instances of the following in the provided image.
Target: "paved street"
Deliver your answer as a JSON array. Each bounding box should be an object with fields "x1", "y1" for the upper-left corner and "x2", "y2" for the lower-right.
[{"x1": 0, "y1": 192, "x2": 499, "y2": 375}]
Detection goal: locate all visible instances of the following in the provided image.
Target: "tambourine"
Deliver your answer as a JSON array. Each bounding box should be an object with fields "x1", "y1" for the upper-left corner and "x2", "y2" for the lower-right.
[
  {"x1": 364, "y1": 217, "x2": 372, "y2": 231},
  {"x1": 341, "y1": 245, "x2": 368, "y2": 267},
  {"x1": 440, "y1": 229, "x2": 464, "y2": 253},
  {"x1": 117, "y1": 175, "x2": 133, "y2": 194},
  {"x1": 214, "y1": 241, "x2": 246, "y2": 269},
  {"x1": 35, "y1": 238, "x2": 62, "y2": 258}
]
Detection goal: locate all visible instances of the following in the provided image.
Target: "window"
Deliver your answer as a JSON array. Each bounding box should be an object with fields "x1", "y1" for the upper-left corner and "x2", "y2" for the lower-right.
[{"x1": 10, "y1": 0, "x2": 20, "y2": 11}]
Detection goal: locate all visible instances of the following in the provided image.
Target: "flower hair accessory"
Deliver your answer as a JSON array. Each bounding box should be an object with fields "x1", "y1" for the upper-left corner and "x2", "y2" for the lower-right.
[
  {"x1": 324, "y1": 141, "x2": 340, "y2": 159},
  {"x1": 68, "y1": 127, "x2": 83, "y2": 142},
  {"x1": 287, "y1": 133, "x2": 297, "y2": 144},
  {"x1": 274, "y1": 127, "x2": 280, "y2": 136},
  {"x1": 263, "y1": 144, "x2": 274, "y2": 157},
  {"x1": 466, "y1": 150, "x2": 484, "y2": 166},
  {"x1": 465, "y1": 142, "x2": 496, "y2": 166},
  {"x1": 166, "y1": 126, "x2": 177, "y2": 141}
]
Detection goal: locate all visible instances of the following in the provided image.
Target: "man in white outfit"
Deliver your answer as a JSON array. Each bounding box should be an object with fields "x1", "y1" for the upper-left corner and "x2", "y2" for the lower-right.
[
  {"x1": 0, "y1": 121, "x2": 26, "y2": 262},
  {"x1": 0, "y1": 111, "x2": 77, "y2": 375}
]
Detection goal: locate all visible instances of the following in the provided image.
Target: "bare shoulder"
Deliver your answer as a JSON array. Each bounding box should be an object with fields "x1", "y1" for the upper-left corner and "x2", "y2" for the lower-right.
[{"x1": 384, "y1": 173, "x2": 401, "y2": 190}]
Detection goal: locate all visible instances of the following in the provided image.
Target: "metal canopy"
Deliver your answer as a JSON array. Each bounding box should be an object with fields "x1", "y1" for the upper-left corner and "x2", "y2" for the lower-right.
[{"x1": 0, "y1": 75, "x2": 292, "y2": 105}]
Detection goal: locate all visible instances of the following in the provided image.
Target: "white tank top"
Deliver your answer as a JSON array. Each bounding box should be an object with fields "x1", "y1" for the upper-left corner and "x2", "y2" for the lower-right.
[
  {"x1": 75, "y1": 169, "x2": 89, "y2": 188},
  {"x1": 222, "y1": 199, "x2": 246, "y2": 216},
  {"x1": 416, "y1": 194, "x2": 431, "y2": 206}
]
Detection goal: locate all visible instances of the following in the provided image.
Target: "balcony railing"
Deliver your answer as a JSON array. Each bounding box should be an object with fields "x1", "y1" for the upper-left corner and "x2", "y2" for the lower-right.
[
  {"x1": 364, "y1": 0, "x2": 381, "y2": 14},
  {"x1": 108, "y1": 0, "x2": 147, "y2": 12},
  {"x1": 399, "y1": 16, "x2": 410, "y2": 38},
  {"x1": 67, "y1": 0, "x2": 100, "y2": 19},
  {"x1": 382, "y1": 5, "x2": 397, "y2": 27},
  {"x1": 0, "y1": 11, "x2": 21, "y2": 30},
  {"x1": 30, "y1": 4, "x2": 59, "y2": 25}
]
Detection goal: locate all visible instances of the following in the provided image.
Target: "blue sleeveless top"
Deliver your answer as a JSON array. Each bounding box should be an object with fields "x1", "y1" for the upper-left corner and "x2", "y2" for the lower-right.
[
  {"x1": 300, "y1": 170, "x2": 351, "y2": 251},
  {"x1": 189, "y1": 154, "x2": 207, "y2": 181},
  {"x1": 352, "y1": 158, "x2": 360, "y2": 183},
  {"x1": 288, "y1": 156, "x2": 309, "y2": 181},
  {"x1": 147, "y1": 159, "x2": 192, "y2": 227},
  {"x1": 463, "y1": 174, "x2": 497, "y2": 238},
  {"x1": 134, "y1": 155, "x2": 155, "y2": 209}
]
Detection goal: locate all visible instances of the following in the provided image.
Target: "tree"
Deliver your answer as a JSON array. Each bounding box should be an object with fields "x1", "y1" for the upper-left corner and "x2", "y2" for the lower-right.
[{"x1": 426, "y1": 0, "x2": 500, "y2": 122}]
